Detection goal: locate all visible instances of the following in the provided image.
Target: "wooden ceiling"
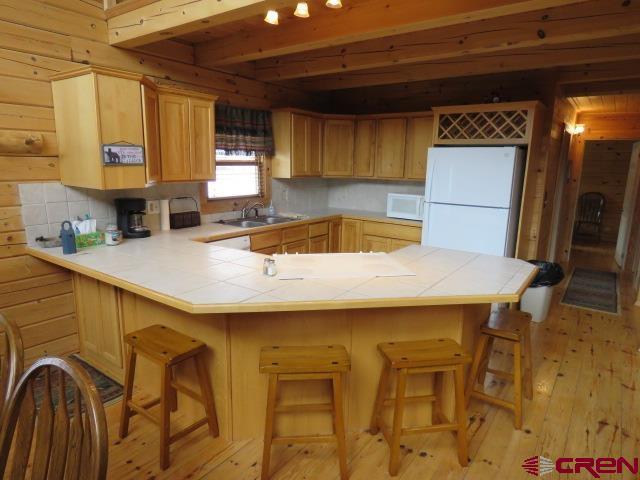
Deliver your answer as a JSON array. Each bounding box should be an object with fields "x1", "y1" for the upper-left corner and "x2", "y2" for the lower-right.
[{"x1": 108, "y1": 0, "x2": 640, "y2": 108}]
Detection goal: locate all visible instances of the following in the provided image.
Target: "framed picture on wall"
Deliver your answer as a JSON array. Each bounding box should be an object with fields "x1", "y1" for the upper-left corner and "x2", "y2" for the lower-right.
[{"x1": 102, "y1": 144, "x2": 145, "y2": 166}]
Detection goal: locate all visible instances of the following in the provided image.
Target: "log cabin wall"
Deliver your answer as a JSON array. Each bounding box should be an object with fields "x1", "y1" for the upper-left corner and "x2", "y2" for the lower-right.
[
  {"x1": 0, "y1": 0, "x2": 319, "y2": 364},
  {"x1": 578, "y1": 140, "x2": 634, "y2": 244}
]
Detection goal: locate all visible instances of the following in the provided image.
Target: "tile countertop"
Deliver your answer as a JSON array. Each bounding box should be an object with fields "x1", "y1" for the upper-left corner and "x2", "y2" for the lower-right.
[{"x1": 27, "y1": 211, "x2": 536, "y2": 314}]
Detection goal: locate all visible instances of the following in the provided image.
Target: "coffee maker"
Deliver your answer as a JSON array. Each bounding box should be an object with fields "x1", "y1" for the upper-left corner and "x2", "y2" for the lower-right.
[{"x1": 115, "y1": 198, "x2": 151, "y2": 238}]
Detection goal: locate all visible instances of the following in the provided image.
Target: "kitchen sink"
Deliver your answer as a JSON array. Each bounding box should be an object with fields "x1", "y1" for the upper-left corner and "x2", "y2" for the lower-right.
[{"x1": 220, "y1": 215, "x2": 300, "y2": 228}]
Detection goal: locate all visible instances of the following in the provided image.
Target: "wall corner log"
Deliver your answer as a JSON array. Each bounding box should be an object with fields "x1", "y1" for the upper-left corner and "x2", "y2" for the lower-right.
[{"x1": 0, "y1": 131, "x2": 44, "y2": 155}]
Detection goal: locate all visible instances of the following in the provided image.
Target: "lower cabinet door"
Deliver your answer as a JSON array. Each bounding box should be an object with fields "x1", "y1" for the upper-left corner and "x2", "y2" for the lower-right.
[
  {"x1": 282, "y1": 239, "x2": 309, "y2": 254},
  {"x1": 254, "y1": 245, "x2": 281, "y2": 255},
  {"x1": 390, "y1": 238, "x2": 419, "y2": 251},
  {"x1": 309, "y1": 235, "x2": 329, "y2": 253},
  {"x1": 341, "y1": 219, "x2": 362, "y2": 252},
  {"x1": 73, "y1": 273, "x2": 124, "y2": 381},
  {"x1": 329, "y1": 219, "x2": 342, "y2": 253},
  {"x1": 363, "y1": 234, "x2": 392, "y2": 253}
]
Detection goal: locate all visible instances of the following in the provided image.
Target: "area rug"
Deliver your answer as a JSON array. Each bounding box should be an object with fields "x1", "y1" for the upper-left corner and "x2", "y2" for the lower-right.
[
  {"x1": 561, "y1": 268, "x2": 618, "y2": 314},
  {"x1": 33, "y1": 354, "x2": 123, "y2": 410}
]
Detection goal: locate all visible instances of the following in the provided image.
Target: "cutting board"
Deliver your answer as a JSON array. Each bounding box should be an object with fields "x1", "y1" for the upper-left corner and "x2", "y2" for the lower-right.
[{"x1": 273, "y1": 252, "x2": 416, "y2": 280}]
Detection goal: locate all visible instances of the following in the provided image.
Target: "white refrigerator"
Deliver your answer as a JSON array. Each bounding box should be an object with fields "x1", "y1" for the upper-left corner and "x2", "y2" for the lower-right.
[{"x1": 421, "y1": 146, "x2": 525, "y2": 257}]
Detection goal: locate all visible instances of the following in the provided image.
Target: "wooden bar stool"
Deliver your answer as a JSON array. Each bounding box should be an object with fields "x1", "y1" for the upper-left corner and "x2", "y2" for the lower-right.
[
  {"x1": 465, "y1": 309, "x2": 533, "y2": 429},
  {"x1": 119, "y1": 324, "x2": 219, "y2": 470},
  {"x1": 259, "y1": 345, "x2": 350, "y2": 480},
  {"x1": 370, "y1": 338, "x2": 471, "y2": 476}
]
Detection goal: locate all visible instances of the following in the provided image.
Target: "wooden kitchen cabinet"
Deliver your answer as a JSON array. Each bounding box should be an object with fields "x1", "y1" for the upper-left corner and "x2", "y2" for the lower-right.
[
  {"x1": 158, "y1": 86, "x2": 216, "y2": 182},
  {"x1": 405, "y1": 116, "x2": 434, "y2": 180},
  {"x1": 391, "y1": 238, "x2": 420, "y2": 250},
  {"x1": 341, "y1": 219, "x2": 362, "y2": 252},
  {"x1": 329, "y1": 219, "x2": 342, "y2": 252},
  {"x1": 273, "y1": 110, "x2": 323, "y2": 178},
  {"x1": 323, "y1": 118, "x2": 355, "y2": 177},
  {"x1": 73, "y1": 273, "x2": 124, "y2": 382},
  {"x1": 363, "y1": 234, "x2": 392, "y2": 253},
  {"x1": 309, "y1": 235, "x2": 329, "y2": 253},
  {"x1": 51, "y1": 66, "x2": 160, "y2": 190},
  {"x1": 282, "y1": 239, "x2": 309, "y2": 254},
  {"x1": 354, "y1": 119, "x2": 376, "y2": 177},
  {"x1": 375, "y1": 118, "x2": 407, "y2": 179}
]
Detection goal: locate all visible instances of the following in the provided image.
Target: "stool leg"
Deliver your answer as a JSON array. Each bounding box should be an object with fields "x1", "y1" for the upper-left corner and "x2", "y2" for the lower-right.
[
  {"x1": 370, "y1": 363, "x2": 390, "y2": 434},
  {"x1": 465, "y1": 334, "x2": 489, "y2": 406},
  {"x1": 389, "y1": 368, "x2": 407, "y2": 477},
  {"x1": 195, "y1": 353, "x2": 219, "y2": 437},
  {"x1": 160, "y1": 364, "x2": 172, "y2": 470},
  {"x1": 261, "y1": 373, "x2": 278, "y2": 480},
  {"x1": 453, "y1": 365, "x2": 469, "y2": 467},
  {"x1": 432, "y1": 371, "x2": 443, "y2": 425},
  {"x1": 477, "y1": 336, "x2": 494, "y2": 386},
  {"x1": 119, "y1": 347, "x2": 136, "y2": 439},
  {"x1": 332, "y1": 372, "x2": 349, "y2": 480},
  {"x1": 523, "y1": 327, "x2": 534, "y2": 400},
  {"x1": 169, "y1": 366, "x2": 178, "y2": 413},
  {"x1": 513, "y1": 340, "x2": 523, "y2": 430}
]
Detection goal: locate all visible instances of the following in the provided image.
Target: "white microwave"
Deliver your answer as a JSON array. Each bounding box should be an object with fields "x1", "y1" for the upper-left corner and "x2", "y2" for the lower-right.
[{"x1": 386, "y1": 193, "x2": 424, "y2": 220}]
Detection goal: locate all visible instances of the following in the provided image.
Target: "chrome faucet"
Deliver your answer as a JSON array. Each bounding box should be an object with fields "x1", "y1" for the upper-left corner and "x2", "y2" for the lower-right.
[{"x1": 241, "y1": 201, "x2": 264, "y2": 219}]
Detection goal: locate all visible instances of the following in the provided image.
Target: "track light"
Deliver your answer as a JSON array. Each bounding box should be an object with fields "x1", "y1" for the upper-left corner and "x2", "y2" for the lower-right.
[
  {"x1": 294, "y1": 2, "x2": 310, "y2": 17},
  {"x1": 264, "y1": 9, "x2": 279, "y2": 25},
  {"x1": 326, "y1": 0, "x2": 342, "y2": 8}
]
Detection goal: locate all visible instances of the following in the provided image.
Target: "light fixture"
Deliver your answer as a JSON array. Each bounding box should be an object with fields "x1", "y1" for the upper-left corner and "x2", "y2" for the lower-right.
[
  {"x1": 294, "y1": 2, "x2": 310, "y2": 17},
  {"x1": 326, "y1": 0, "x2": 342, "y2": 8},
  {"x1": 574, "y1": 124, "x2": 585, "y2": 134},
  {"x1": 264, "y1": 9, "x2": 279, "y2": 25}
]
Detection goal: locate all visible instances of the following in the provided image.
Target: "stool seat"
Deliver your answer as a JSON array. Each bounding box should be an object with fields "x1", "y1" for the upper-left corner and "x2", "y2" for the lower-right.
[
  {"x1": 260, "y1": 345, "x2": 350, "y2": 374},
  {"x1": 378, "y1": 338, "x2": 471, "y2": 369},
  {"x1": 481, "y1": 310, "x2": 532, "y2": 341},
  {"x1": 124, "y1": 324, "x2": 205, "y2": 365}
]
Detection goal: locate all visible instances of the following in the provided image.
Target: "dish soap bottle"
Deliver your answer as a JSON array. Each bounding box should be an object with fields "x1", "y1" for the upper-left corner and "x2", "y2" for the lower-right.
[{"x1": 267, "y1": 200, "x2": 276, "y2": 216}]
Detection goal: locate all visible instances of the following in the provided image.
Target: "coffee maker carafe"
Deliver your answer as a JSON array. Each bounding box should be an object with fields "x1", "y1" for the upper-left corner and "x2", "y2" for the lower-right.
[{"x1": 115, "y1": 198, "x2": 151, "y2": 238}]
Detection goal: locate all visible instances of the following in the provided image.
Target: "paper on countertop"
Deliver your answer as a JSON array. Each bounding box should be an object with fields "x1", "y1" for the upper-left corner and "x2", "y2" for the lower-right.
[
  {"x1": 72, "y1": 218, "x2": 96, "y2": 234},
  {"x1": 274, "y1": 252, "x2": 416, "y2": 280}
]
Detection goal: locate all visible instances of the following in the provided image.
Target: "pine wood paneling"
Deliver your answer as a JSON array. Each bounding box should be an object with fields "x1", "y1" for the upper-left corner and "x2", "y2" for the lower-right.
[{"x1": 0, "y1": 156, "x2": 59, "y2": 181}]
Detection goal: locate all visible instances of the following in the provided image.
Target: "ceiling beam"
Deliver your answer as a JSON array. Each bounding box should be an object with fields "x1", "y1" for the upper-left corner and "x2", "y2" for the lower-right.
[
  {"x1": 253, "y1": 0, "x2": 640, "y2": 81},
  {"x1": 562, "y1": 79, "x2": 640, "y2": 97},
  {"x1": 195, "y1": 0, "x2": 591, "y2": 67},
  {"x1": 293, "y1": 34, "x2": 640, "y2": 90},
  {"x1": 107, "y1": 0, "x2": 299, "y2": 48},
  {"x1": 556, "y1": 60, "x2": 640, "y2": 84}
]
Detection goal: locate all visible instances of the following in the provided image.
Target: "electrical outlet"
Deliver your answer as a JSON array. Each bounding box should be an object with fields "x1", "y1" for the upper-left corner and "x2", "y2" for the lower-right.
[{"x1": 146, "y1": 200, "x2": 160, "y2": 214}]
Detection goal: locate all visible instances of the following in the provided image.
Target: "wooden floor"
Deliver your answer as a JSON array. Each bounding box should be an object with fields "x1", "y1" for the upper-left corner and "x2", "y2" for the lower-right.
[{"x1": 105, "y1": 249, "x2": 640, "y2": 480}]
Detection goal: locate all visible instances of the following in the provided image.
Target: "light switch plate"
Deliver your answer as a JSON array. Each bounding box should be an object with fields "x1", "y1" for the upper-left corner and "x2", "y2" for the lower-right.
[{"x1": 146, "y1": 200, "x2": 160, "y2": 214}]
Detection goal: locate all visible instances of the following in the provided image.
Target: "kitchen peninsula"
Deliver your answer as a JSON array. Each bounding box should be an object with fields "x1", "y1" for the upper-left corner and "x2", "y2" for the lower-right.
[{"x1": 28, "y1": 212, "x2": 536, "y2": 454}]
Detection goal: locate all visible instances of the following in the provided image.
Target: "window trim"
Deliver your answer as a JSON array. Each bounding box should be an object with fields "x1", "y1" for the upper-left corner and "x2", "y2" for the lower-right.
[{"x1": 207, "y1": 155, "x2": 264, "y2": 201}]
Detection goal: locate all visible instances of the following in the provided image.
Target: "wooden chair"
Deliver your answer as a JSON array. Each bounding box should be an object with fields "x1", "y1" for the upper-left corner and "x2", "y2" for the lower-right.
[
  {"x1": 573, "y1": 192, "x2": 605, "y2": 243},
  {"x1": 0, "y1": 314, "x2": 24, "y2": 423},
  {"x1": 0, "y1": 356, "x2": 108, "y2": 479},
  {"x1": 119, "y1": 324, "x2": 219, "y2": 470},
  {"x1": 370, "y1": 338, "x2": 471, "y2": 476},
  {"x1": 259, "y1": 345, "x2": 350, "y2": 480},
  {"x1": 465, "y1": 309, "x2": 533, "y2": 429}
]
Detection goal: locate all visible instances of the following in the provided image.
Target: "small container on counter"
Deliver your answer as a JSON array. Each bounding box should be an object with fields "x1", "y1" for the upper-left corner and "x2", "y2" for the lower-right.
[
  {"x1": 263, "y1": 257, "x2": 277, "y2": 276},
  {"x1": 104, "y1": 225, "x2": 123, "y2": 246},
  {"x1": 60, "y1": 220, "x2": 77, "y2": 255}
]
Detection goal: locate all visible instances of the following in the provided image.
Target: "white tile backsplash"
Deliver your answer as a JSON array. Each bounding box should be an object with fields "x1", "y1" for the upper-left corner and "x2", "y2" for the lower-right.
[
  {"x1": 24, "y1": 224, "x2": 49, "y2": 246},
  {"x1": 45, "y1": 202, "x2": 70, "y2": 223},
  {"x1": 20, "y1": 204, "x2": 47, "y2": 226},
  {"x1": 68, "y1": 200, "x2": 90, "y2": 220},
  {"x1": 44, "y1": 182, "x2": 67, "y2": 203},
  {"x1": 18, "y1": 183, "x2": 44, "y2": 205},
  {"x1": 65, "y1": 186, "x2": 88, "y2": 202}
]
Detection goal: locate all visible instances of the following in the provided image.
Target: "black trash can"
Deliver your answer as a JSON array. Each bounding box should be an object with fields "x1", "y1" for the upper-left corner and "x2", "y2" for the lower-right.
[{"x1": 520, "y1": 260, "x2": 564, "y2": 322}]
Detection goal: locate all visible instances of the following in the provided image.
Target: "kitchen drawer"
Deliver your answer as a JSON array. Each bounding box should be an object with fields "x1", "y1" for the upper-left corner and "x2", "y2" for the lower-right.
[
  {"x1": 282, "y1": 239, "x2": 309, "y2": 254},
  {"x1": 362, "y1": 221, "x2": 421, "y2": 242},
  {"x1": 254, "y1": 245, "x2": 281, "y2": 255},
  {"x1": 309, "y1": 234, "x2": 329, "y2": 253},
  {"x1": 363, "y1": 235, "x2": 392, "y2": 253},
  {"x1": 251, "y1": 230, "x2": 282, "y2": 251},
  {"x1": 309, "y1": 221, "x2": 329, "y2": 238},
  {"x1": 282, "y1": 224, "x2": 309, "y2": 244}
]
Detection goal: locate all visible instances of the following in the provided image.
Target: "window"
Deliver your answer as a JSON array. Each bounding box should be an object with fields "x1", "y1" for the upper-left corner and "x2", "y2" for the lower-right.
[{"x1": 207, "y1": 150, "x2": 263, "y2": 200}]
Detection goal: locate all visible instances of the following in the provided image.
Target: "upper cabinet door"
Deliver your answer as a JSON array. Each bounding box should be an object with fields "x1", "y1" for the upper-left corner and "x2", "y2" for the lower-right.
[
  {"x1": 159, "y1": 93, "x2": 191, "y2": 181},
  {"x1": 323, "y1": 119, "x2": 354, "y2": 177},
  {"x1": 375, "y1": 118, "x2": 407, "y2": 179},
  {"x1": 141, "y1": 83, "x2": 161, "y2": 184},
  {"x1": 306, "y1": 116, "x2": 323, "y2": 176},
  {"x1": 291, "y1": 113, "x2": 308, "y2": 176},
  {"x1": 354, "y1": 119, "x2": 376, "y2": 177},
  {"x1": 405, "y1": 116, "x2": 434, "y2": 181},
  {"x1": 189, "y1": 98, "x2": 215, "y2": 180}
]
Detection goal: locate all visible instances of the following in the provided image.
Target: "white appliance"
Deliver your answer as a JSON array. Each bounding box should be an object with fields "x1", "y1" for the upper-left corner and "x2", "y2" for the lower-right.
[
  {"x1": 386, "y1": 193, "x2": 424, "y2": 220},
  {"x1": 422, "y1": 146, "x2": 525, "y2": 257}
]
